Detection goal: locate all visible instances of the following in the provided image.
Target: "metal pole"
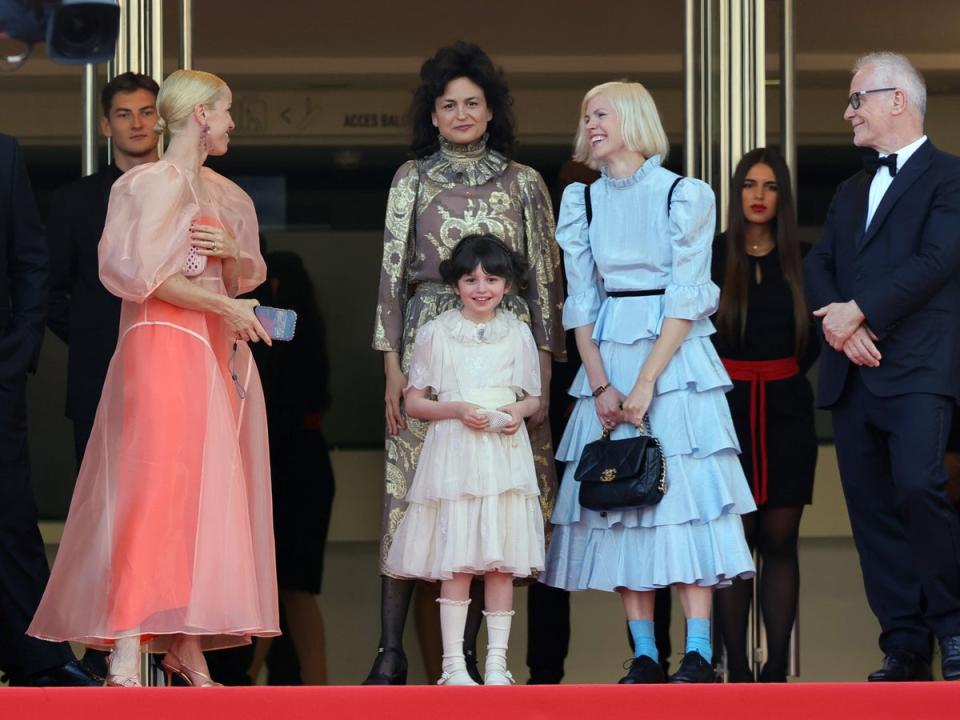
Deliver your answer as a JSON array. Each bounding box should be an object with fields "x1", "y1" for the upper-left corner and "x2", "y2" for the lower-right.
[
  {"x1": 81, "y1": 64, "x2": 98, "y2": 176},
  {"x1": 150, "y1": 0, "x2": 163, "y2": 83},
  {"x1": 684, "y1": 0, "x2": 696, "y2": 179},
  {"x1": 754, "y1": 0, "x2": 766, "y2": 150},
  {"x1": 180, "y1": 0, "x2": 193, "y2": 70},
  {"x1": 718, "y1": 0, "x2": 730, "y2": 231},
  {"x1": 781, "y1": 0, "x2": 797, "y2": 209},
  {"x1": 781, "y1": 1, "x2": 801, "y2": 676}
]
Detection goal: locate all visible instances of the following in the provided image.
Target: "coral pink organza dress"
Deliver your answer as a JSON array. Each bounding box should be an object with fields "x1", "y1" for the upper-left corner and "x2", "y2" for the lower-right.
[{"x1": 28, "y1": 161, "x2": 280, "y2": 651}]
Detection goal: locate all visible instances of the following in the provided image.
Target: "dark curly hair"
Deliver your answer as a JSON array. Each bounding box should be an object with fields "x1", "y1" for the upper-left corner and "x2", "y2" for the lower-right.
[
  {"x1": 439, "y1": 234, "x2": 528, "y2": 290},
  {"x1": 409, "y1": 42, "x2": 516, "y2": 158}
]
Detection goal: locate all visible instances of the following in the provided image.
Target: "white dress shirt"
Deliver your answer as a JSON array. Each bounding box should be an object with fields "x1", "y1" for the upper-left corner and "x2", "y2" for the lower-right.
[{"x1": 866, "y1": 134, "x2": 927, "y2": 228}]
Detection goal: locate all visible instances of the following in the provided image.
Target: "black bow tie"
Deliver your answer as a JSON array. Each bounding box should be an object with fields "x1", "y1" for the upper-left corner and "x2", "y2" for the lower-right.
[{"x1": 863, "y1": 153, "x2": 898, "y2": 177}]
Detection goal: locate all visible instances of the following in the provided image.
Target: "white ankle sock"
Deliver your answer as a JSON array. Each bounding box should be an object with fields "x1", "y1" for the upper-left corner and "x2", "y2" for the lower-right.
[
  {"x1": 483, "y1": 610, "x2": 514, "y2": 675},
  {"x1": 437, "y1": 598, "x2": 471, "y2": 678}
]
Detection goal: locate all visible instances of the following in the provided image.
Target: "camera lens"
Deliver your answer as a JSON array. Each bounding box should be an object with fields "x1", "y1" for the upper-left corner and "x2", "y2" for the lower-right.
[
  {"x1": 47, "y1": 3, "x2": 120, "y2": 65},
  {"x1": 54, "y1": 7, "x2": 107, "y2": 58}
]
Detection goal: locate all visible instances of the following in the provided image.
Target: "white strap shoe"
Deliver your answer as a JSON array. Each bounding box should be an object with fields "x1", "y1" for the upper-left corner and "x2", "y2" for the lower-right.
[{"x1": 437, "y1": 668, "x2": 478, "y2": 686}]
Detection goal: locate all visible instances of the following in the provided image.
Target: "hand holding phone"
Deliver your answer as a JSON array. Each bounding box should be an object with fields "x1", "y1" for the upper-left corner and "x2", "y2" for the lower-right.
[{"x1": 254, "y1": 306, "x2": 297, "y2": 341}]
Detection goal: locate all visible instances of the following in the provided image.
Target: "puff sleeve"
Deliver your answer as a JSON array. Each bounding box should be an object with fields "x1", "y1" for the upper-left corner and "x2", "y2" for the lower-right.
[
  {"x1": 405, "y1": 320, "x2": 442, "y2": 394},
  {"x1": 373, "y1": 161, "x2": 419, "y2": 352},
  {"x1": 663, "y1": 178, "x2": 720, "y2": 321},
  {"x1": 203, "y1": 169, "x2": 266, "y2": 296},
  {"x1": 98, "y1": 161, "x2": 198, "y2": 303},
  {"x1": 510, "y1": 321, "x2": 542, "y2": 398},
  {"x1": 556, "y1": 182, "x2": 603, "y2": 330}
]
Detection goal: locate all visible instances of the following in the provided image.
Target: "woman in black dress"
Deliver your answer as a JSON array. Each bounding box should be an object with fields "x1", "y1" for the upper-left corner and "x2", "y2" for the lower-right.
[{"x1": 711, "y1": 148, "x2": 818, "y2": 682}]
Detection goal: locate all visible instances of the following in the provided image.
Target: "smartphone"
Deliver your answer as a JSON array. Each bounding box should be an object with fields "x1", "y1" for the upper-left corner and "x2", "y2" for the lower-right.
[{"x1": 254, "y1": 306, "x2": 297, "y2": 341}]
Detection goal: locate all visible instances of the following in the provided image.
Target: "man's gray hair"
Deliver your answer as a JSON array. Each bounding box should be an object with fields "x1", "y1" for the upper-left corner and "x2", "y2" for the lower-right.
[{"x1": 853, "y1": 52, "x2": 927, "y2": 118}]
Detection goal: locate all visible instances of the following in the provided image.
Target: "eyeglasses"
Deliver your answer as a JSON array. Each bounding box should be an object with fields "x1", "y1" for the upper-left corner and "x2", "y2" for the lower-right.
[{"x1": 847, "y1": 87, "x2": 897, "y2": 110}]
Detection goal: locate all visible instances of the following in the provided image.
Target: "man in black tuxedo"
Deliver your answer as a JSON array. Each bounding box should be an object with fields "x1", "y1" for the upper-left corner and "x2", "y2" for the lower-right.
[
  {"x1": 806, "y1": 51, "x2": 960, "y2": 682},
  {"x1": 0, "y1": 134, "x2": 97, "y2": 686},
  {"x1": 47, "y1": 72, "x2": 160, "y2": 466}
]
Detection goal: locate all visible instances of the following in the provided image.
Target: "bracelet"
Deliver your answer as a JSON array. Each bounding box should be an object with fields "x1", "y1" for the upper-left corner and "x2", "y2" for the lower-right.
[{"x1": 591, "y1": 383, "x2": 609, "y2": 397}]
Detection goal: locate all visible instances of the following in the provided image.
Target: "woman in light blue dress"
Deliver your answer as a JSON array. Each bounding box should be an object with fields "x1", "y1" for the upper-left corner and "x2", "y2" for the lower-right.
[{"x1": 542, "y1": 81, "x2": 756, "y2": 684}]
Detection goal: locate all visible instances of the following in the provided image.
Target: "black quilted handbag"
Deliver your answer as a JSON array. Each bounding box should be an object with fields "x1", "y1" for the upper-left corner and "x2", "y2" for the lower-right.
[{"x1": 574, "y1": 418, "x2": 667, "y2": 511}]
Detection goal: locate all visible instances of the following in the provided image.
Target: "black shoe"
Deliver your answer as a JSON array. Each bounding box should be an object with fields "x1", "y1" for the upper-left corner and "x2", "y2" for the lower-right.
[
  {"x1": 618, "y1": 655, "x2": 666, "y2": 684},
  {"x1": 758, "y1": 664, "x2": 787, "y2": 683},
  {"x1": 939, "y1": 636, "x2": 960, "y2": 681},
  {"x1": 867, "y1": 650, "x2": 932, "y2": 682},
  {"x1": 464, "y1": 650, "x2": 484, "y2": 685},
  {"x1": 7, "y1": 660, "x2": 101, "y2": 687},
  {"x1": 669, "y1": 651, "x2": 718, "y2": 683},
  {"x1": 725, "y1": 667, "x2": 756, "y2": 683},
  {"x1": 362, "y1": 647, "x2": 407, "y2": 685},
  {"x1": 80, "y1": 650, "x2": 108, "y2": 683}
]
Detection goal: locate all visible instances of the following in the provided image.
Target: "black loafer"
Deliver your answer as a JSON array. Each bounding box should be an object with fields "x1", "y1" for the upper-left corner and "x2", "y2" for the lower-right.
[
  {"x1": 867, "y1": 650, "x2": 932, "y2": 682},
  {"x1": 669, "y1": 651, "x2": 718, "y2": 683},
  {"x1": 618, "y1": 655, "x2": 666, "y2": 684},
  {"x1": 940, "y1": 636, "x2": 960, "y2": 681},
  {"x1": 362, "y1": 647, "x2": 407, "y2": 685},
  {"x1": 7, "y1": 660, "x2": 101, "y2": 687}
]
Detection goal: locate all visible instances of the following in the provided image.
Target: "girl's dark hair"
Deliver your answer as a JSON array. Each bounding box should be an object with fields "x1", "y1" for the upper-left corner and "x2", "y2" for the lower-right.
[
  {"x1": 439, "y1": 234, "x2": 528, "y2": 289},
  {"x1": 716, "y1": 147, "x2": 809, "y2": 355},
  {"x1": 409, "y1": 41, "x2": 516, "y2": 158}
]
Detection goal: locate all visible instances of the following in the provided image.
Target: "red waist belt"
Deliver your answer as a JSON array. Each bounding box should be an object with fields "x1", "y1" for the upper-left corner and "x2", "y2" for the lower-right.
[{"x1": 720, "y1": 356, "x2": 800, "y2": 506}]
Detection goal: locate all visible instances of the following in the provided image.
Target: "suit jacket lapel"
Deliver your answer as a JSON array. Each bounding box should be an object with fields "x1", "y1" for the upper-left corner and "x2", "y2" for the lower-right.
[
  {"x1": 851, "y1": 172, "x2": 871, "y2": 251},
  {"x1": 858, "y1": 140, "x2": 934, "y2": 253}
]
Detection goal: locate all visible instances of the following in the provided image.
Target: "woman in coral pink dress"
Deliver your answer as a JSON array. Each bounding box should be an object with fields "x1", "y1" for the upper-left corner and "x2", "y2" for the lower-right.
[{"x1": 28, "y1": 69, "x2": 279, "y2": 687}]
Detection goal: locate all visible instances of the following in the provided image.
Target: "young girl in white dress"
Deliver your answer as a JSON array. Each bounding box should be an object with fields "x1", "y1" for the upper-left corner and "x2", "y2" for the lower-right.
[{"x1": 384, "y1": 234, "x2": 544, "y2": 686}]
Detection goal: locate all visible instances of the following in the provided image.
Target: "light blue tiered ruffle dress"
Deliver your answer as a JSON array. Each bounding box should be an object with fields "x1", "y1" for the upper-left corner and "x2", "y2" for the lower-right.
[{"x1": 542, "y1": 156, "x2": 756, "y2": 592}]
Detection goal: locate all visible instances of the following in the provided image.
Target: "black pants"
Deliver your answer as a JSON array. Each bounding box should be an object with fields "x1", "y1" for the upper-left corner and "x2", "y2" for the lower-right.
[
  {"x1": 0, "y1": 379, "x2": 73, "y2": 677},
  {"x1": 526, "y1": 581, "x2": 569, "y2": 683},
  {"x1": 833, "y1": 372, "x2": 960, "y2": 660},
  {"x1": 72, "y1": 415, "x2": 94, "y2": 470}
]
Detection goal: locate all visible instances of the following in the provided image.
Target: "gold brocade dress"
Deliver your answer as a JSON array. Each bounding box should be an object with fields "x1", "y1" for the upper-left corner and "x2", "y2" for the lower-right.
[{"x1": 373, "y1": 136, "x2": 565, "y2": 575}]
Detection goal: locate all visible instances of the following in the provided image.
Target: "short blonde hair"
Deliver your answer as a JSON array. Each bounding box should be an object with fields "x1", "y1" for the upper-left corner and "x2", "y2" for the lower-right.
[
  {"x1": 154, "y1": 69, "x2": 227, "y2": 135},
  {"x1": 572, "y1": 81, "x2": 670, "y2": 169}
]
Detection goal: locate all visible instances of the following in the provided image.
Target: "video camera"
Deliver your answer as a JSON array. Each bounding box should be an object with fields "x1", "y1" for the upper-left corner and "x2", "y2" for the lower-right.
[{"x1": 0, "y1": 0, "x2": 119, "y2": 68}]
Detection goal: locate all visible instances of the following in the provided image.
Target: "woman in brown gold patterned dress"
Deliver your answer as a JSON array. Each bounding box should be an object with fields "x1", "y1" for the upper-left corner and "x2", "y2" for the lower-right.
[{"x1": 365, "y1": 42, "x2": 565, "y2": 685}]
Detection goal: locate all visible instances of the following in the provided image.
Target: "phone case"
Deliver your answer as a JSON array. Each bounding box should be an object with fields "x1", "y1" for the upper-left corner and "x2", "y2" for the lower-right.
[{"x1": 254, "y1": 306, "x2": 298, "y2": 341}]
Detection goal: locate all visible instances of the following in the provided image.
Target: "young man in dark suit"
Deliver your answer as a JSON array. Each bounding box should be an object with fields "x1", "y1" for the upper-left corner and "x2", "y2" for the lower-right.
[
  {"x1": 805, "y1": 51, "x2": 960, "y2": 682},
  {"x1": 46, "y1": 72, "x2": 160, "y2": 465},
  {"x1": 0, "y1": 134, "x2": 98, "y2": 686}
]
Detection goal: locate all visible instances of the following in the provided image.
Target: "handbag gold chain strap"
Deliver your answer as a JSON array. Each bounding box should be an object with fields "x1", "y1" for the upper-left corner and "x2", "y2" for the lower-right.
[{"x1": 598, "y1": 414, "x2": 667, "y2": 494}]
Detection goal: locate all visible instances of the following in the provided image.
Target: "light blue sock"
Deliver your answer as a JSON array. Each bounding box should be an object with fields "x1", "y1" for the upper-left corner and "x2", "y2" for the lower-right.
[
  {"x1": 686, "y1": 617, "x2": 712, "y2": 662},
  {"x1": 628, "y1": 619, "x2": 658, "y2": 662}
]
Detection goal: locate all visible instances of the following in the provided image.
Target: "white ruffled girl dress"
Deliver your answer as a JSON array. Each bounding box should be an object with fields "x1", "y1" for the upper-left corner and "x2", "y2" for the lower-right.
[{"x1": 384, "y1": 308, "x2": 545, "y2": 580}]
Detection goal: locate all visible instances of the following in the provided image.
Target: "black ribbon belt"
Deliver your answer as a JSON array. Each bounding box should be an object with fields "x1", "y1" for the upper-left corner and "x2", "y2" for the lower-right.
[{"x1": 606, "y1": 289, "x2": 666, "y2": 298}]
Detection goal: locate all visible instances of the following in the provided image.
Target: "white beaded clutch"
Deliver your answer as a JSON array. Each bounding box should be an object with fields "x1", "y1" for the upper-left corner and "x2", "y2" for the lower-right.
[{"x1": 477, "y1": 408, "x2": 513, "y2": 432}]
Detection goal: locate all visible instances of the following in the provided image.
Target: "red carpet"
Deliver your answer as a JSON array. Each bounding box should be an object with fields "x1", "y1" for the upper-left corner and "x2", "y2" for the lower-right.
[{"x1": 2, "y1": 683, "x2": 958, "y2": 719}]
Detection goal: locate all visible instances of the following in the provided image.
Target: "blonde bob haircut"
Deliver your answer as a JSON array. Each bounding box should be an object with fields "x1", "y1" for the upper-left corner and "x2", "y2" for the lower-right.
[
  {"x1": 572, "y1": 81, "x2": 670, "y2": 169},
  {"x1": 154, "y1": 69, "x2": 227, "y2": 135}
]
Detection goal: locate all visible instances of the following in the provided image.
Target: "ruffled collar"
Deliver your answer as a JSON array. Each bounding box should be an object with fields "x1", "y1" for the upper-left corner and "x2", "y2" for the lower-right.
[
  {"x1": 600, "y1": 154, "x2": 662, "y2": 188},
  {"x1": 422, "y1": 134, "x2": 510, "y2": 187},
  {"x1": 437, "y1": 308, "x2": 515, "y2": 344}
]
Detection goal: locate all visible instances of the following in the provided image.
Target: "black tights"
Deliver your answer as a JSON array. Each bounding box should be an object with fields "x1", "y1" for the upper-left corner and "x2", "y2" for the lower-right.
[
  {"x1": 715, "y1": 505, "x2": 804, "y2": 682},
  {"x1": 369, "y1": 575, "x2": 484, "y2": 678}
]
